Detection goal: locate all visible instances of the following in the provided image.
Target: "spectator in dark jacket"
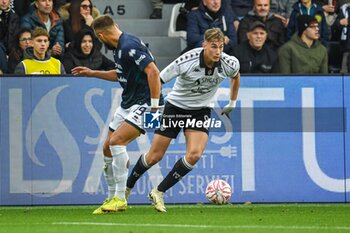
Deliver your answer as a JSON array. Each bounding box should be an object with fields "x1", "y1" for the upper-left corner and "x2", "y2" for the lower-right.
[
  {"x1": 0, "y1": 43, "x2": 7, "y2": 74},
  {"x1": 21, "y1": 0, "x2": 65, "y2": 59},
  {"x1": 332, "y1": 3, "x2": 350, "y2": 71},
  {"x1": 7, "y1": 28, "x2": 33, "y2": 74},
  {"x1": 287, "y1": 0, "x2": 329, "y2": 46},
  {"x1": 12, "y1": 0, "x2": 32, "y2": 17},
  {"x1": 232, "y1": 21, "x2": 279, "y2": 73},
  {"x1": 230, "y1": 0, "x2": 252, "y2": 20},
  {"x1": 186, "y1": 0, "x2": 237, "y2": 54},
  {"x1": 62, "y1": 28, "x2": 115, "y2": 73},
  {"x1": 238, "y1": 0, "x2": 286, "y2": 48},
  {"x1": 0, "y1": 0, "x2": 20, "y2": 51},
  {"x1": 0, "y1": 0, "x2": 20, "y2": 73}
]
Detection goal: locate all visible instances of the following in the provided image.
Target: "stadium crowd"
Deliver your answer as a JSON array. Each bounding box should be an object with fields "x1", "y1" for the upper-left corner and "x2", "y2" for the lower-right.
[{"x1": 0, "y1": 0, "x2": 348, "y2": 74}]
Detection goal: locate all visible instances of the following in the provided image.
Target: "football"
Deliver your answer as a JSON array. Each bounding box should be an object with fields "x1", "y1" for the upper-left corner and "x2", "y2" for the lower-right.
[{"x1": 205, "y1": 179, "x2": 232, "y2": 205}]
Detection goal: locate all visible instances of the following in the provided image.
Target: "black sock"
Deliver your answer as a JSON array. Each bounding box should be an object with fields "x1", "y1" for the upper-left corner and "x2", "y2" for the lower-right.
[
  {"x1": 127, "y1": 154, "x2": 150, "y2": 189},
  {"x1": 157, "y1": 157, "x2": 193, "y2": 193}
]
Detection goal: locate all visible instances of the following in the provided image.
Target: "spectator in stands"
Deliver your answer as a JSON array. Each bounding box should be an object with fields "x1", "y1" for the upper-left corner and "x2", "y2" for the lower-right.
[
  {"x1": 12, "y1": 0, "x2": 65, "y2": 14},
  {"x1": 21, "y1": 0, "x2": 65, "y2": 59},
  {"x1": 0, "y1": 47, "x2": 6, "y2": 74},
  {"x1": 287, "y1": 0, "x2": 329, "y2": 46},
  {"x1": 237, "y1": 0, "x2": 286, "y2": 48},
  {"x1": 313, "y1": 0, "x2": 336, "y2": 29},
  {"x1": 270, "y1": 0, "x2": 295, "y2": 27},
  {"x1": 63, "y1": 28, "x2": 114, "y2": 73},
  {"x1": 186, "y1": 0, "x2": 237, "y2": 54},
  {"x1": 7, "y1": 28, "x2": 33, "y2": 74},
  {"x1": 150, "y1": 0, "x2": 163, "y2": 19},
  {"x1": 332, "y1": 4, "x2": 350, "y2": 45},
  {"x1": 332, "y1": 3, "x2": 350, "y2": 72},
  {"x1": 14, "y1": 27, "x2": 65, "y2": 74},
  {"x1": 175, "y1": 0, "x2": 201, "y2": 31},
  {"x1": 279, "y1": 15, "x2": 328, "y2": 73},
  {"x1": 230, "y1": 0, "x2": 253, "y2": 20},
  {"x1": 54, "y1": 0, "x2": 68, "y2": 10},
  {"x1": 334, "y1": 0, "x2": 349, "y2": 12},
  {"x1": 232, "y1": 21, "x2": 279, "y2": 73},
  {"x1": 0, "y1": 0, "x2": 20, "y2": 73},
  {"x1": 59, "y1": 0, "x2": 100, "y2": 49},
  {"x1": 1, "y1": 0, "x2": 20, "y2": 50},
  {"x1": 12, "y1": 0, "x2": 32, "y2": 17}
]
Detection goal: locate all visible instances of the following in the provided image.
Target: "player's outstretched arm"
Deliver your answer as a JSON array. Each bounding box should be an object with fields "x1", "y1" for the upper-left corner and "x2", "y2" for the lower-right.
[
  {"x1": 144, "y1": 62, "x2": 161, "y2": 109},
  {"x1": 71, "y1": 66, "x2": 118, "y2": 82},
  {"x1": 222, "y1": 73, "x2": 240, "y2": 116}
]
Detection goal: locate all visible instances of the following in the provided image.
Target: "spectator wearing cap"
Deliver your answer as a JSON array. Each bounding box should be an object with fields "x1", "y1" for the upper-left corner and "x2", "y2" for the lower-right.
[
  {"x1": 232, "y1": 21, "x2": 279, "y2": 73},
  {"x1": 237, "y1": 0, "x2": 286, "y2": 48},
  {"x1": 279, "y1": 15, "x2": 328, "y2": 73}
]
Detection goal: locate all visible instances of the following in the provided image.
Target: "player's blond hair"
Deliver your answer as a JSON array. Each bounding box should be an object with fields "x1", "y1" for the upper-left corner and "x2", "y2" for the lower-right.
[
  {"x1": 91, "y1": 15, "x2": 115, "y2": 32},
  {"x1": 204, "y1": 28, "x2": 225, "y2": 43}
]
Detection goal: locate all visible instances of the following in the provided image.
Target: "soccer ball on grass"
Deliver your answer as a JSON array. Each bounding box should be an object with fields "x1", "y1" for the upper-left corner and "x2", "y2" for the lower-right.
[{"x1": 205, "y1": 179, "x2": 232, "y2": 205}]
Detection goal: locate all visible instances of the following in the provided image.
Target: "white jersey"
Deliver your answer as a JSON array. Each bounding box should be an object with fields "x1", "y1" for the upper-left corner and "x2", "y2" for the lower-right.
[{"x1": 160, "y1": 47, "x2": 240, "y2": 110}]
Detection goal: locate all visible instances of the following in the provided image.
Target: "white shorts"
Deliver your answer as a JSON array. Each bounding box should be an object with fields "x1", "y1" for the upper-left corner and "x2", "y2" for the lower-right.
[{"x1": 109, "y1": 103, "x2": 149, "y2": 134}]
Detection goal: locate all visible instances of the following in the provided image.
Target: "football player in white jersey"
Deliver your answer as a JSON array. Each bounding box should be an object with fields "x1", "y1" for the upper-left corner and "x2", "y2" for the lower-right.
[{"x1": 126, "y1": 27, "x2": 240, "y2": 212}]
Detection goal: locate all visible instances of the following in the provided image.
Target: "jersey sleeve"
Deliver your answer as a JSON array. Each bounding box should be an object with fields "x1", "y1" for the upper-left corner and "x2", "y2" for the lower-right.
[
  {"x1": 228, "y1": 56, "x2": 240, "y2": 79},
  {"x1": 159, "y1": 58, "x2": 181, "y2": 83}
]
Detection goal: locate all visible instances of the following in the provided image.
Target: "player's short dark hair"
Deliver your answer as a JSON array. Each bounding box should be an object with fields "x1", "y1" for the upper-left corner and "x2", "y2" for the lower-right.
[
  {"x1": 91, "y1": 15, "x2": 115, "y2": 32},
  {"x1": 204, "y1": 28, "x2": 225, "y2": 43},
  {"x1": 31, "y1": 27, "x2": 49, "y2": 39}
]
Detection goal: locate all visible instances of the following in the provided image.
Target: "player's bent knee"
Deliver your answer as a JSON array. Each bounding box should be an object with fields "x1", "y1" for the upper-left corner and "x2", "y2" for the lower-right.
[
  {"x1": 103, "y1": 144, "x2": 111, "y2": 156},
  {"x1": 146, "y1": 153, "x2": 163, "y2": 166},
  {"x1": 109, "y1": 134, "x2": 127, "y2": 146},
  {"x1": 103, "y1": 147, "x2": 110, "y2": 156},
  {"x1": 186, "y1": 151, "x2": 202, "y2": 164}
]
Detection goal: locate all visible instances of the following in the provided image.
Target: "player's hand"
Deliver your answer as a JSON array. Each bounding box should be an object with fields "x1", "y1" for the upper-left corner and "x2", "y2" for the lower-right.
[
  {"x1": 221, "y1": 100, "x2": 237, "y2": 118},
  {"x1": 71, "y1": 66, "x2": 93, "y2": 76}
]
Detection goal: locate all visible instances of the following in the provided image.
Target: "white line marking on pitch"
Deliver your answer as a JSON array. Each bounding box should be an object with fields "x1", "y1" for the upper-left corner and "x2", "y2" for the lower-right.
[{"x1": 53, "y1": 222, "x2": 350, "y2": 231}]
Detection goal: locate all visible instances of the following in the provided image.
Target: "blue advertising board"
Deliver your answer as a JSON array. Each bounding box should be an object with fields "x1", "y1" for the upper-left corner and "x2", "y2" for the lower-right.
[{"x1": 0, "y1": 75, "x2": 348, "y2": 205}]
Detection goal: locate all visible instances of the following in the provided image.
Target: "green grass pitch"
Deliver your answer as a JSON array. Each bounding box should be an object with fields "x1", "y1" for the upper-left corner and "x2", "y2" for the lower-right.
[{"x1": 0, "y1": 203, "x2": 349, "y2": 233}]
